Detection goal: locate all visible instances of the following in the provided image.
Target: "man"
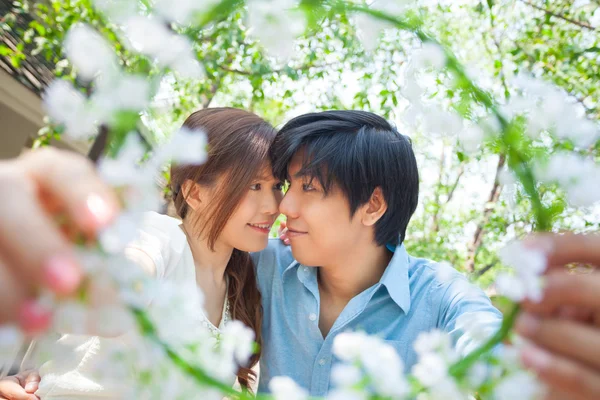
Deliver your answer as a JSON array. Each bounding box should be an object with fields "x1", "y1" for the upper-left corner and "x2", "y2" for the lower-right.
[{"x1": 253, "y1": 110, "x2": 502, "y2": 396}]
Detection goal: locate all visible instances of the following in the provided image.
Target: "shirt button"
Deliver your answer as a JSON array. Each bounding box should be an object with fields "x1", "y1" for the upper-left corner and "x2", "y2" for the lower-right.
[
  {"x1": 318, "y1": 358, "x2": 326, "y2": 366},
  {"x1": 309, "y1": 313, "x2": 317, "y2": 321}
]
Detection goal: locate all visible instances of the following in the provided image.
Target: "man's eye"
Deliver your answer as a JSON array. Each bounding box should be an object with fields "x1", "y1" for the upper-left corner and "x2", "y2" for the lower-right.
[
  {"x1": 274, "y1": 182, "x2": 284, "y2": 191},
  {"x1": 250, "y1": 183, "x2": 261, "y2": 190},
  {"x1": 302, "y1": 183, "x2": 315, "y2": 192}
]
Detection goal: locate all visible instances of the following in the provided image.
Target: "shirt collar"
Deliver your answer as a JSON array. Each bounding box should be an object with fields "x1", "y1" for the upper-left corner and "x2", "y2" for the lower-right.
[
  {"x1": 380, "y1": 244, "x2": 411, "y2": 313},
  {"x1": 283, "y1": 244, "x2": 412, "y2": 313}
]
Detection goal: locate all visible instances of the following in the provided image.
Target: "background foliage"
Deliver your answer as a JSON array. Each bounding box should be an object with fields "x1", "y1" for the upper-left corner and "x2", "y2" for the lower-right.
[{"x1": 2, "y1": 0, "x2": 599, "y2": 292}]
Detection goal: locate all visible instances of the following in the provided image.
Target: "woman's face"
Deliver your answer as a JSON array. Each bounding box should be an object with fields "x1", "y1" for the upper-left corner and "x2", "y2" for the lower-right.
[{"x1": 218, "y1": 164, "x2": 284, "y2": 252}]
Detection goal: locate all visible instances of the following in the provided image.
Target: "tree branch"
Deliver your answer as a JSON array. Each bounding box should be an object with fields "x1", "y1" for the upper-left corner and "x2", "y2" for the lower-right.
[
  {"x1": 474, "y1": 262, "x2": 497, "y2": 279},
  {"x1": 465, "y1": 154, "x2": 506, "y2": 273},
  {"x1": 219, "y1": 60, "x2": 340, "y2": 77},
  {"x1": 445, "y1": 164, "x2": 465, "y2": 205},
  {"x1": 519, "y1": 0, "x2": 597, "y2": 31},
  {"x1": 430, "y1": 144, "x2": 446, "y2": 234}
]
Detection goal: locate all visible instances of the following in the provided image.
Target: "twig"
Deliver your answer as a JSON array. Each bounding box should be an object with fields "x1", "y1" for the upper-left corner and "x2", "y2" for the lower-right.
[
  {"x1": 88, "y1": 125, "x2": 109, "y2": 163},
  {"x1": 519, "y1": 0, "x2": 597, "y2": 30}
]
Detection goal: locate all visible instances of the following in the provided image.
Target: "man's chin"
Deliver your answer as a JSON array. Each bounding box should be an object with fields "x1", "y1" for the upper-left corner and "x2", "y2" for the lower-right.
[{"x1": 290, "y1": 247, "x2": 319, "y2": 267}]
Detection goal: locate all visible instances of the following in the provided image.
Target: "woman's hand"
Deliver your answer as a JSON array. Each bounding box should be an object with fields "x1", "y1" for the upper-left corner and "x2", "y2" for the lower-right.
[
  {"x1": 0, "y1": 370, "x2": 40, "y2": 400},
  {"x1": 516, "y1": 233, "x2": 600, "y2": 400},
  {"x1": 0, "y1": 148, "x2": 118, "y2": 333},
  {"x1": 278, "y1": 220, "x2": 290, "y2": 245}
]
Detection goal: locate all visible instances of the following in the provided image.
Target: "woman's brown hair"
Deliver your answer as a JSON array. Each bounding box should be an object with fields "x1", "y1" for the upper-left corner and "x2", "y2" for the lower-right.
[{"x1": 170, "y1": 107, "x2": 277, "y2": 389}]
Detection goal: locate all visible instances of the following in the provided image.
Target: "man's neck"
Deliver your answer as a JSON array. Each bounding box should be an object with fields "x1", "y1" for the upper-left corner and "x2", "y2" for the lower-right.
[{"x1": 318, "y1": 241, "x2": 393, "y2": 303}]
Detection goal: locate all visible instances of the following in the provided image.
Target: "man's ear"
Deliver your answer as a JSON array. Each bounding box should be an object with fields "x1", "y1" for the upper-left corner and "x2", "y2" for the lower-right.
[
  {"x1": 361, "y1": 187, "x2": 388, "y2": 227},
  {"x1": 181, "y1": 179, "x2": 204, "y2": 212}
]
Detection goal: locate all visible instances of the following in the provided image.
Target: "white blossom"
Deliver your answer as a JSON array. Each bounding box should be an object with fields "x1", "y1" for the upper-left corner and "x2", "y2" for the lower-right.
[
  {"x1": 332, "y1": 332, "x2": 409, "y2": 397},
  {"x1": 455, "y1": 312, "x2": 500, "y2": 355},
  {"x1": 122, "y1": 16, "x2": 203, "y2": 78},
  {"x1": 466, "y1": 362, "x2": 488, "y2": 389},
  {"x1": 99, "y1": 212, "x2": 143, "y2": 253},
  {"x1": 153, "y1": 126, "x2": 208, "y2": 166},
  {"x1": 154, "y1": 0, "x2": 219, "y2": 25},
  {"x1": 220, "y1": 320, "x2": 255, "y2": 365},
  {"x1": 495, "y1": 240, "x2": 547, "y2": 302},
  {"x1": 330, "y1": 364, "x2": 363, "y2": 388},
  {"x1": 414, "y1": 329, "x2": 454, "y2": 358},
  {"x1": 247, "y1": 0, "x2": 305, "y2": 60},
  {"x1": 458, "y1": 125, "x2": 485, "y2": 153},
  {"x1": 270, "y1": 376, "x2": 309, "y2": 400},
  {"x1": 494, "y1": 371, "x2": 543, "y2": 400},
  {"x1": 411, "y1": 42, "x2": 447, "y2": 70},
  {"x1": 95, "y1": 74, "x2": 152, "y2": 112},
  {"x1": 65, "y1": 24, "x2": 117, "y2": 81},
  {"x1": 43, "y1": 80, "x2": 99, "y2": 139},
  {"x1": 327, "y1": 389, "x2": 369, "y2": 400},
  {"x1": 412, "y1": 353, "x2": 450, "y2": 388},
  {"x1": 590, "y1": 8, "x2": 600, "y2": 28},
  {"x1": 535, "y1": 152, "x2": 600, "y2": 207}
]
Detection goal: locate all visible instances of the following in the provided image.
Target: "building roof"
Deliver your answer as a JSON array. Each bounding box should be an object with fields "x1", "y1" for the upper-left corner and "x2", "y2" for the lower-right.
[{"x1": 1, "y1": 0, "x2": 55, "y2": 97}]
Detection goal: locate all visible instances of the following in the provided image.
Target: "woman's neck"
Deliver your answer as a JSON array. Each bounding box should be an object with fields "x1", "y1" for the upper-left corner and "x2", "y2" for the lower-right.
[{"x1": 181, "y1": 218, "x2": 232, "y2": 288}]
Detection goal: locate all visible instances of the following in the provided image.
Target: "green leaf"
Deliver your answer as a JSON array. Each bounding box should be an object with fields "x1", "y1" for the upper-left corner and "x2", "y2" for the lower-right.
[{"x1": 0, "y1": 45, "x2": 12, "y2": 56}]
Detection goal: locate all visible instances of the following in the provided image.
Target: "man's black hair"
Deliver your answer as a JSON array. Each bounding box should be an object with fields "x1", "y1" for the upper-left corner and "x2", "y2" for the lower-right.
[{"x1": 271, "y1": 110, "x2": 419, "y2": 247}]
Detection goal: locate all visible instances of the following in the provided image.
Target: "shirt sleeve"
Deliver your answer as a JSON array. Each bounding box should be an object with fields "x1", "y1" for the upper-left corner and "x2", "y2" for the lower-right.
[
  {"x1": 435, "y1": 273, "x2": 503, "y2": 356},
  {"x1": 125, "y1": 218, "x2": 170, "y2": 279}
]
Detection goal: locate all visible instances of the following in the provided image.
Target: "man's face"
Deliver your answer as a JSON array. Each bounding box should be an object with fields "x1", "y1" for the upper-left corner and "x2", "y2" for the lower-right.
[{"x1": 279, "y1": 152, "x2": 365, "y2": 267}]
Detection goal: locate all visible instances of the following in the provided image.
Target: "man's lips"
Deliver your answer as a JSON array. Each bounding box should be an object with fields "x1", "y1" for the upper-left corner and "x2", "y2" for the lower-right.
[{"x1": 286, "y1": 227, "x2": 308, "y2": 237}]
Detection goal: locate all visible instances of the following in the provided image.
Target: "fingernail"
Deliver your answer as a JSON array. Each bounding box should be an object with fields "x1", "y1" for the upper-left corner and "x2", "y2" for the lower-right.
[
  {"x1": 516, "y1": 312, "x2": 541, "y2": 336},
  {"x1": 19, "y1": 300, "x2": 52, "y2": 335},
  {"x1": 43, "y1": 254, "x2": 82, "y2": 295},
  {"x1": 84, "y1": 193, "x2": 115, "y2": 230},
  {"x1": 284, "y1": 239, "x2": 290, "y2": 245},
  {"x1": 521, "y1": 345, "x2": 552, "y2": 371},
  {"x1": 523, "y1": 236, "x2": 553, "y2": 253},
  {"x1": 25, "y1": 382, "x2": 38, "y2": 392}
]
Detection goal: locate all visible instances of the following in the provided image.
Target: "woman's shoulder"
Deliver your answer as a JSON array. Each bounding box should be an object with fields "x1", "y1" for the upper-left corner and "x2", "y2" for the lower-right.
[{"x1": 127, "y1": 211, "x2": 188, "y2": 278}]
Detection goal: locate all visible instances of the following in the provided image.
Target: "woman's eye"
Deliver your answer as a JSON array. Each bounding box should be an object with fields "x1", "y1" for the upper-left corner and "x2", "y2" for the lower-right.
[
  {"x1": 250, "y1": 183, "x2": 261, "y2": 190},
  {"x1": 273, "y1": 182, "x2": 284, "y2": 191},
  {"x1": 302, "y1": 183, "x2": 315, "y2": 192}
]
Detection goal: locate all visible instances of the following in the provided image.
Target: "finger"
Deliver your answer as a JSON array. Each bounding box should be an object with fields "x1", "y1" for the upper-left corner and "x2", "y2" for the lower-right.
[
  {"x1": 555, "y1": 305, "x2": 594, "y2": 324},
  {"x1": 277, "y1": 220, "x2": 287, "y2": 235},
  {"x1": 21, "y1": 148, "x2": 119, "y2": 235},
  {"x1": 0, "y1": 378, "x2": 39, "y2": 400},
  {"x1": 526, "y1": 233, "x2": 600, "y2": 271},
  {"x1": 521, "y1": 344, "x2": 600, "y2": 400},
  {"x1": 543, "y1": 388, "x2": 585, "y2": 400},
  {"x1": 23, "y1": 372, "x2": 40, "y2": 393},
  {"x1": 0, "y1": 164, "x2": 82, "y2": 297},
  {"x1": 516, "y1": 312, "x2": 600, "y2": 369},
  {"x1": 0, "y1": 255, "x2": 30, "y2": 325},
  {"x1": 522, "y1": 272, "x2": 600, "y2": 315}
]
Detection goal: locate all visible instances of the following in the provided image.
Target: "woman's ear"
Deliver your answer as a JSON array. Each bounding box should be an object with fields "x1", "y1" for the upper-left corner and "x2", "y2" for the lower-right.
[
  {"x1": 361, "y1": 187, "x2": 388, "y2": 227},
  {"x1": 181, "y1": 179, "x2": 203, "y2": 212}
]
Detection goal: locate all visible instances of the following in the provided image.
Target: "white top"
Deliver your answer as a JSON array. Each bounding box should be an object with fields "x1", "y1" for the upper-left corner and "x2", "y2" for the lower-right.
[{"x1": 25, "y1": 212, "x2": 231, "y2": 399}]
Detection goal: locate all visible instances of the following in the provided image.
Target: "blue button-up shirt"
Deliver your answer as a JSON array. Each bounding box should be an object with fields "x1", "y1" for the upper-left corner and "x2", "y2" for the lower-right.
[{"x1": 253, "y1": 240, "x2": 502, "y2": 396}]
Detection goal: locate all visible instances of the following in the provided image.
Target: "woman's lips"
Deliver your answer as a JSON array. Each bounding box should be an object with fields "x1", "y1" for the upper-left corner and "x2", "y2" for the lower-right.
[{"x1": 248, "y1": 222, "x2": 272, "y2": 234}]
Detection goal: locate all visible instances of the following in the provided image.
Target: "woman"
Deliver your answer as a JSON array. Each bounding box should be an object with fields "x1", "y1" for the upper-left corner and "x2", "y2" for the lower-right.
[{"x1": 0, "y1": 107, "x2": 284, "y2": 398}]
